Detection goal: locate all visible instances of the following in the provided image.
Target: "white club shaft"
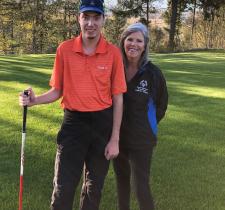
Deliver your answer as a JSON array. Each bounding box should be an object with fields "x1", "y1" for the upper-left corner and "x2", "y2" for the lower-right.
[{"x1": 20, "y1": 132, "x2": 26, "y2": 176}]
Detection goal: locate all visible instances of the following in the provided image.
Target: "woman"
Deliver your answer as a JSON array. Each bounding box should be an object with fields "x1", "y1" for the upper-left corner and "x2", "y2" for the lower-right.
[{"x1": 113, "y1": 22, "x2": 168, "y2": 210}]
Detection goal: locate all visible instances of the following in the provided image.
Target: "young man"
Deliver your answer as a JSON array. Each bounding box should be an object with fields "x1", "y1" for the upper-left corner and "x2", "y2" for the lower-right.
[{"x1": 19, "y1": 0, "x2": 126, "y2": 210}]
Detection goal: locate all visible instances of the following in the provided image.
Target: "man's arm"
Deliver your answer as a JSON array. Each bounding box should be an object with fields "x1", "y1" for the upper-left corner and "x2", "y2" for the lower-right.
[
  {"x1": 105, "y1": 93, "x2": 123, "y2": 160},
  {"x1": 19, "y1": 87, "x2": 62, "y2": 107}
]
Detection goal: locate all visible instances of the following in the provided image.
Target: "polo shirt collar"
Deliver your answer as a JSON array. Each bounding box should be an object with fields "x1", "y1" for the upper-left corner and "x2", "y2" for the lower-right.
[{"x1": 73, "y1": 33, "x2": 107, "y2": 54}]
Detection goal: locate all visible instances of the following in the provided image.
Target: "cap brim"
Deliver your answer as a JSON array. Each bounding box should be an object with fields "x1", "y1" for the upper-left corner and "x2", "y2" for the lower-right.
[{"x1": 79, "y1": 7, "x2": 104, "y2": 14}]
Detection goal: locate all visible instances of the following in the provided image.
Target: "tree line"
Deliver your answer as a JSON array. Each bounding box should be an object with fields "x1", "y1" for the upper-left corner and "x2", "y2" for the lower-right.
[{"x1": 0, "y1": 0, "x2": 224, "y2": 55}]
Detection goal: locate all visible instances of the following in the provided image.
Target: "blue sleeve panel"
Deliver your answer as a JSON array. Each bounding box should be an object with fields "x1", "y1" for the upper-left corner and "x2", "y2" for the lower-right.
[{"x1": 147, "y1": 97, "x2": 157, "y2": 135}]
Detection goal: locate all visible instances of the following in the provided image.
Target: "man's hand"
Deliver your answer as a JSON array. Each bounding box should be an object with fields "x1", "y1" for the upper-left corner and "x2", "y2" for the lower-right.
[
  {"x1": 104, "y1": 93, "x2": 123, "y2": 160},
  {"x1": 104, "y1": 137, "x2": 119, "y2": 160},
  {"x1": 19, "y1": 87, "x2": 62, "y2": 107},
  {"x1": 19, "y1": 87, "x2": 36, "y2": 107}
]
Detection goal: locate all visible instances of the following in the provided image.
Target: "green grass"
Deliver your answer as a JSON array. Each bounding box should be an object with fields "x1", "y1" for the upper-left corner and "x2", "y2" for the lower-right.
[{"x1": 0, "y1": 51, "x2": 225, "y2": 210}]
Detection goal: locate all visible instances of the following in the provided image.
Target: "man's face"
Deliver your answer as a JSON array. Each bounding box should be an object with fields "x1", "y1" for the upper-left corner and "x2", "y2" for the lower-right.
[{"x1": 78, "y1": 12, "x2": 104, "y2": 40}]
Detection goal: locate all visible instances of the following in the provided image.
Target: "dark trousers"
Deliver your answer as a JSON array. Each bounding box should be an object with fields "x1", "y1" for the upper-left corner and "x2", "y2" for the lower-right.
[
  {"x1": 51, "y1": 107, "x2": 113, "y2": 210},
  {"x1": 113, "y1": 146, "x2": 154, "y2": 210}
]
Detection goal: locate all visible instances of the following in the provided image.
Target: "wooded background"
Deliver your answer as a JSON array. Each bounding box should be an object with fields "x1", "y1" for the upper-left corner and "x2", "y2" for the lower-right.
[{"x1": 0, "y1": 0, "x2": 224, "y2": 54}]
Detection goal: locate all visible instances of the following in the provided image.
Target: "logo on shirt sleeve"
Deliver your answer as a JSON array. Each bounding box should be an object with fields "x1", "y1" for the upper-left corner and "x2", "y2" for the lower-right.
[{"x1": 135, "y1": 80, "x2": 148, "y2": 94}]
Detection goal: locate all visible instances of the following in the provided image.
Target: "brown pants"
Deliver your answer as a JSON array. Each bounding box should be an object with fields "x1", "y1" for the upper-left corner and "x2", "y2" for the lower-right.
[
  {"x1": 113, "y1": 146, "x2": 155, "y2": 210},
  {"x1": 51, "y1": 107, "x2": 113, "y2": 210}
]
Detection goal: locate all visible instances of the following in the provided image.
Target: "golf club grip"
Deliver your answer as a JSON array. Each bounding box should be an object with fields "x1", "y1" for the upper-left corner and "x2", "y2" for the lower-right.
[{"x1": 22, "y1": 90, "x2": 29, "y2": 133}]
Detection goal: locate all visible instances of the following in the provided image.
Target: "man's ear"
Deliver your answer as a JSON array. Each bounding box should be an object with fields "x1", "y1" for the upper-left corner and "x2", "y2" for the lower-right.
[{"x1": 76, "y1": 14, "x2": 80, "y2": 24}]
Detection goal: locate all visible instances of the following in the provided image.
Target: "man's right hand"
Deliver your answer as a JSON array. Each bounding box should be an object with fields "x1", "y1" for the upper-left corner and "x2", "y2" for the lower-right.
[{"x1": 19, "y1": 87, "x2": 36, "y2": 107}]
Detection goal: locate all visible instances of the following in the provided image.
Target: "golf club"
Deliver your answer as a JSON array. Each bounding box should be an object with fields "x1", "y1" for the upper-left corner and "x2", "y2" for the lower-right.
[{"x1": 18, "y1": 90, "x2": 29, "y2": 210}]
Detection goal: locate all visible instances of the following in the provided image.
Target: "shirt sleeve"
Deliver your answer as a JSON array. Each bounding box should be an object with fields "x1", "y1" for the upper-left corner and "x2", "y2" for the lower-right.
[
  {"x1": 156, "y1": 69, "x2": 168, "y2": 123},
  {"x1": 111, "y1": 47, "x2": 127, "y2": 95},
  {"x1": 49, "y1": 45, "x2": 64, "y2": 90}
]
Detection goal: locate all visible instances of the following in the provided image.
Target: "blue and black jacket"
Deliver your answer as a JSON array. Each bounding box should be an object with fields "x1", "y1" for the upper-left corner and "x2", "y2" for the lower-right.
[{"x1": 120, "y1": 61, "x2": 168, "y2": 149}]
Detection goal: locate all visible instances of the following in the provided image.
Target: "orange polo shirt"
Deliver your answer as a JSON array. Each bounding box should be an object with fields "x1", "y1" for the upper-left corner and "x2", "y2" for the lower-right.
[{"x1": 49, "y1": 34, "x2": 127, "y2": 111}]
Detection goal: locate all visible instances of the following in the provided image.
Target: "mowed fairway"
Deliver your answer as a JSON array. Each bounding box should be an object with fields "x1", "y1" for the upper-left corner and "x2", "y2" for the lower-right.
[{"x1": 0, "y1": 51, "x2": 225, "y2": 210}]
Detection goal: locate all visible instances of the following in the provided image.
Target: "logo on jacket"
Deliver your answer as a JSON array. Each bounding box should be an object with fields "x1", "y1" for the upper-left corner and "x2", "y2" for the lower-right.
[{"x1": 135, "y1": 80, "x2": 148, "y2": 94}]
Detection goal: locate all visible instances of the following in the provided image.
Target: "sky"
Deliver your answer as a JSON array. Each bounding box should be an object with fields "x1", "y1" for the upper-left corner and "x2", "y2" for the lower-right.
[
  {"x1": 105, "y1": 0, "x2": 167, "y2": 9},
  {"x1": 105, "y1": 0, "x2": 117, "y2": 7}
]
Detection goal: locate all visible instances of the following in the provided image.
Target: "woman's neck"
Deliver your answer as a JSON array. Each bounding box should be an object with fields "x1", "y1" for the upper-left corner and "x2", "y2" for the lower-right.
[{"x1": 126, "y1": 62, "x2": 139, "y2": 82}]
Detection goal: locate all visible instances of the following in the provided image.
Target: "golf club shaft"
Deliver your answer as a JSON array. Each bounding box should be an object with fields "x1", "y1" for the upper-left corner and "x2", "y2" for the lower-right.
[
  {"x1": 19, "y1": 132, "x2": 26, "y2": 210},
  {"x1": 19, "y1": 90, "x2": 28, "y2": 210}
]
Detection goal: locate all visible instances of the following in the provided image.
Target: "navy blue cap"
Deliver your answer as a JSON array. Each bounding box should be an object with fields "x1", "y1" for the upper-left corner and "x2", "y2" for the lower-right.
[{"x1": 79, "y1": 0, "x2": 104, "y2": 14}]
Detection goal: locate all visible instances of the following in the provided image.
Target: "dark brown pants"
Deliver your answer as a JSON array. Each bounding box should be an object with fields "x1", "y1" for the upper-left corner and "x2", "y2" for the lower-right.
[
  {"x1": 113, "y1": 146, "x2": 155, "y2": 210},
  {"x1": 51, "y1": 107, "x2": 113, "y2": 210}
]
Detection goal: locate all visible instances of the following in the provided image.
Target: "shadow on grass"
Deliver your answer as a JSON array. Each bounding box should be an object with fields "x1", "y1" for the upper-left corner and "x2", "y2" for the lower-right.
[
  {"x1": 154, "y1": 86, "x2": 225, "y2": 210},
  {"x1": 1, "y1": 52, "x2": 225, "y2": 210},
  {"x1": 152, "y1": 52, "x2": 225, "y2": 90},
  {"x1": 0, "y1": 54, "x2": 55, "y2": 68},
  {"x1": 152, "y1": 51, "x2": 225, "y2": 63},
  {"x1": 153, "y1": 138, "x2": 225, "y2": 210},
  {"x1": 1, "y1": 87, "x2": 225, "y2": 210},
  {"x1": 0, "y1": 116, "x2": 56, "y2": 209},
  {"x1": 0, "y1": 55, "x2": 55, "y2": 89}
]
